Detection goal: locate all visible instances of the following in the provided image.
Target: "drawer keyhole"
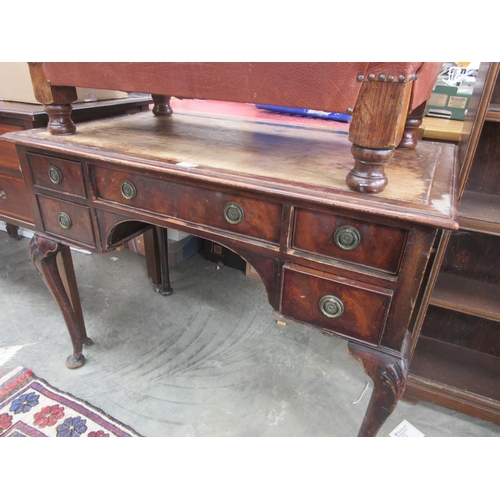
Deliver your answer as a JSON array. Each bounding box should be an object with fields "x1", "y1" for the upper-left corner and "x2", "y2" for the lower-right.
[
  {"x1": 319, "y1": 295, "x2": 344, "y2": 318},
  {"x1": 120, "y1": 180, "x2": 137, "y2": 200},
  {"x1": 49, "y1": 166, "x2": 63, "y2": 185},
  {"x1": 223, "y1": 202, "x2": 244, "y2": 225},
  {"x1": 58, "y1": 212, "x2": 72, "y2": 229},
  {"x1": 334, "y1": 226, "x2": 361, "y2": 251}
]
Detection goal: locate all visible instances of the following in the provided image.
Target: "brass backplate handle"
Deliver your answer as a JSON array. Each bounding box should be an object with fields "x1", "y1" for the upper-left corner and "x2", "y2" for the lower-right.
[
  {"x1": 120, "y1": 180, "x2": 137, "y2": 200},
  {"x1": 334, "y1": 225, "x2": 361, "y2": 251},
  {"x1": 58, "y1": 212, "x2": 72, "y2": 229},
  {"x1": 319, "y1": 295, "x2": 344, "y2": 319},
  {"x1": 49, "y1": 166, "x2": 63, "y2": 185},
  {"x1": 223, "y1": 202, "x2": 245, "y2": 225}
]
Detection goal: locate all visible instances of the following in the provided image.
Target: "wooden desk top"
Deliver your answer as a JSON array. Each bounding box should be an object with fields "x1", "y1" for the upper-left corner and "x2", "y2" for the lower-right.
[{"x1": 6, "y1": 110, "x2": 459, "y2": 229}]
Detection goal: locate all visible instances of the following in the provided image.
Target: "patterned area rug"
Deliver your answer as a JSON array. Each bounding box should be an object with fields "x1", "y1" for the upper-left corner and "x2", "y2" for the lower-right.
[{"x1": 0, "y1": 367, "x2": 140, "y2": 437}]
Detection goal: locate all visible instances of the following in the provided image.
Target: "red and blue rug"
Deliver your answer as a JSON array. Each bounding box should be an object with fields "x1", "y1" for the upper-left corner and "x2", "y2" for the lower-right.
[{"x1": 0, "y1": 367, "x2": 140, "y2": 437}]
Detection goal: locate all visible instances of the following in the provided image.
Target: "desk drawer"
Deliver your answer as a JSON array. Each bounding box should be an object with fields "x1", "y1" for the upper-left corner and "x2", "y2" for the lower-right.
[
  {"x1": 93, "y1": 165, "x2": 283, "y2": 244},
  {"x1": 280, "y1": 265, "x2": 392, "y2": 345},
  {"x1": 27, "y1": 152, "x2": 86, "y2": 198},
  {"x1": 292, "y1": 208, "x2": 407, "y2": 274},
  {"x1": 0, "y1": 124, "x2": 23, "y2": 171},
  {"x1": 0, "y1": 173, "x2": 33, "y2": 222},
  {"x1": 37, "y1": 194, "x2": 95, "y2": 247}
]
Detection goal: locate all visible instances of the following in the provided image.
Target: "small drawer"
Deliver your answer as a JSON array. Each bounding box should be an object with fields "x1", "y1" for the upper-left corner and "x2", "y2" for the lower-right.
[
  {"x1": 37, "y1": 194, "x2": 95, "y2": 248},
  {"x1": 292, "y1": 208, "x2": 407, "y2": 274},
  {"x1": 0, "y1": 124, "x2": 23, "y2": 171},
  {"x1": 93, "y1": 165, "x2": 283, "y2": 244},
  {"x1": 280, "y1": 265, "x2": 392, "y2": 345},
  {"x1": 0, "y1": 173, "x2": 33, "y2": 222},
  {"x1": 27, "y1": 152, "x2": 86, "y2": 198}
]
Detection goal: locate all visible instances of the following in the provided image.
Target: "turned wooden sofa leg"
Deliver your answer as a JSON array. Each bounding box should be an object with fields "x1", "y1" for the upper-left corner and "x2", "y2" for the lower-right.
[
  {"x1": 398, "y1": 101, "x2": 427, "y2": 149},
  {"x1": 345, "y1": 145, "x2": 392, "y2": 194},
  {"x1": 44, "y1": 103, "x2": 76, "y2": 135},
  {"x1": 347, "y1": 77, "x2": 415, "y2": 194},
  {"x1": 152, "y1": 94, "x2": 173, "y2": 116},
  {"x1": 28, "y1": 62, "x2": 78, "y2": 135}
]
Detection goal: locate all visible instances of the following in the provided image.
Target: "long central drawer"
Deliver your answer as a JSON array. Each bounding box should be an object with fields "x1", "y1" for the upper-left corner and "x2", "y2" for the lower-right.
[{"x1": 92, "y1": 164, "x2": 283, "y2": 244}]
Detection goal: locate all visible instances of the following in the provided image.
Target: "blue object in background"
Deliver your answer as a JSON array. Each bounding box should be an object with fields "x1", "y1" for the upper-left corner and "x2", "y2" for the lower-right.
[{"x1": 255, "y1": 104, "x2": 351, "y2": 123}]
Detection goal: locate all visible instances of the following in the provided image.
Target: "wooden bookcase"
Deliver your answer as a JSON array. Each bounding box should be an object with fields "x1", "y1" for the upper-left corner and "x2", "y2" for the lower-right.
[{"x1": 406, "y1": 62, "x2": 500, "y2": 425}]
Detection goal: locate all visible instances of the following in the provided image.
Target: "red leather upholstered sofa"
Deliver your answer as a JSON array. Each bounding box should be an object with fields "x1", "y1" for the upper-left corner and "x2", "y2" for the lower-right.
[{"x1": 28, "y1": 62, "x2": 442, "y2": 193}]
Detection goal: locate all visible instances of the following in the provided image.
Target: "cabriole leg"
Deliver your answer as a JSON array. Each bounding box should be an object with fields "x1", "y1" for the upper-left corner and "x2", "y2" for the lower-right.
[
  {"x1": 29, "y1": 234, "x2": 92, "y2": 369},
  {"x1": 348, "y1": 333, "x2": 410, "y2": 437}
]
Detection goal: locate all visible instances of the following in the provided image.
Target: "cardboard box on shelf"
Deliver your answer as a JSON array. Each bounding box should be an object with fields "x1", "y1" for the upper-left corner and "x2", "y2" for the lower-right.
[
  {"x1": 127, "y1": 232, "x2": 203, "y2": 267},
  {"x1": 245, "y1": 262, "x2": 261, "y2": 281},
  {"x1": 127, "y1": 235, "x2": 146, "y2": 255},
  {"x1": 200, "y1": 240, "x2": 247, "y2": 272},
  {"x1": 169, "y1": 236, "x2": 203, "y2": 266},
  {"x1": 0, "y1": 63, "x2": 128, "y2": 104},
  {"x1": 167, "y1": 229, "x2": 190, "y2": 242},
  {"x1": 425, "y1": 84, "x2": 472, "y2": 121}
]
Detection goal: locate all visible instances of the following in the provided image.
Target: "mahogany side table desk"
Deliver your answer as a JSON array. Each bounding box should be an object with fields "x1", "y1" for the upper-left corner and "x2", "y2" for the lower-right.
[{"x1": 5, "y1": 110, "x2": 458, "y2": 436}]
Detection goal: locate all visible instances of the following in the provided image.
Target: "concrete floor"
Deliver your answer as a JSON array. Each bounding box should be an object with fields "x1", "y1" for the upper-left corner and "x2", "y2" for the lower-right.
[{"x1": 1, "y1": 228, "x2": 499, "y2": 438}]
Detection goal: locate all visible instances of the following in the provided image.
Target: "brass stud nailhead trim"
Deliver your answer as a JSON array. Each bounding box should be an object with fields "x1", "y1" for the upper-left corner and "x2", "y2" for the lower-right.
[{"x1": 358, "y1": 73, "x2": 410, "y2": 83}]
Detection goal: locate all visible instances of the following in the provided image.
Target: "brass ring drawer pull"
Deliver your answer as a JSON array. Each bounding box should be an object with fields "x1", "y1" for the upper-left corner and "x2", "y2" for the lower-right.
[
  {"x1": 334, "y1": 225, "x2": 361, "y2": 251},
  {"x1": 120, "y1": 180, "x2": 137, "y2": 200},
  {"x1": 48, "y1": 166, "x2": 63, "y2": 185},
  {"x1": 223, "y1": 202, "x2": 245, "y2": 225},
  {"x1": 58, "y1": 212, "x2": 72, "y2": 229},
  {"x1": 319, "y1": 295, "x2": 344, "y2": 318}
]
